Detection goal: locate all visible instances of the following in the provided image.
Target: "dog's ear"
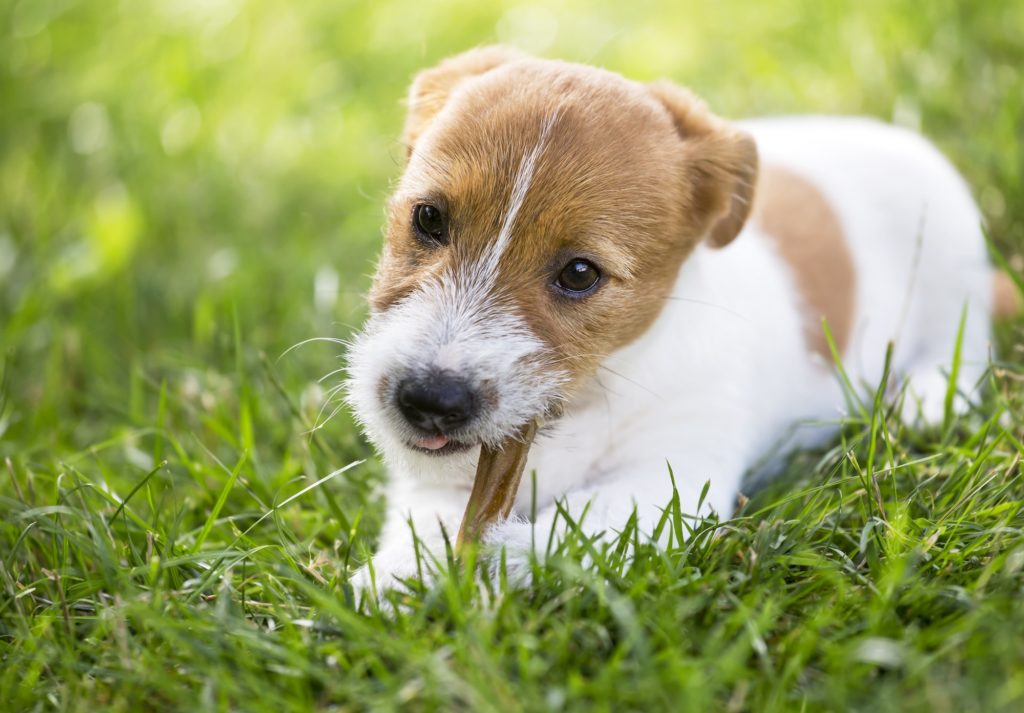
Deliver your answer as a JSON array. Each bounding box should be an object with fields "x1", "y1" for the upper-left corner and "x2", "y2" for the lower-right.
[
  {"x1": 402, "y1": 46, "x2": 526, "y2": 156},
  {"x1": 648, "y1": 81, "x2": 759, "y2": 248}
]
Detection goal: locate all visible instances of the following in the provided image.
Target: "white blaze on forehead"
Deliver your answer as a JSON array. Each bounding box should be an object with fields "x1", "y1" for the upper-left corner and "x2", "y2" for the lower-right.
[
  {"x1": 344, "y1": 115, "x2": 569, "y2": 467},
  {"x1": 480, "y1": 113, "x2": 558, "y2": 278}
]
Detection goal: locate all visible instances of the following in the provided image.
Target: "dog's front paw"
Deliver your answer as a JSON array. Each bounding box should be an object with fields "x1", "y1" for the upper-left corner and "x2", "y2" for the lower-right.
[
  {"x1": 350, "y1": 547, "x2": 437, "y2": 599},
  {"x1": 480, "y1": 519, "x2": 540, "y2": 588}
]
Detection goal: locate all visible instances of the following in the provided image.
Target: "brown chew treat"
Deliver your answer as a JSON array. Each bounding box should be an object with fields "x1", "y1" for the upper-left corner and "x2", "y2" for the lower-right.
[{"x1": 456, "y1": 419, "x2": 539, "y2": 550}]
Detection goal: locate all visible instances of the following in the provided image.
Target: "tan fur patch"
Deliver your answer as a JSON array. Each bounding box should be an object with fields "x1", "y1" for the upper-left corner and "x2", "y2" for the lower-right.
[
  {"x1": 401, "y1": 46, "x2": 527, "y2": 155},
  {"x1": 372, "y1": 47, "x2": 759, "y2": 398},
  {"x1": 753, "y1": 165, "x2": 856, "y2": 359}
]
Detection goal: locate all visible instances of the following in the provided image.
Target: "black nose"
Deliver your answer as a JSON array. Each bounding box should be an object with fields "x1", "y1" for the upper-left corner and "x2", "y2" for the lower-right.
[{"x1": 396, "y1": 374, "x2": 476, "y2": 432}]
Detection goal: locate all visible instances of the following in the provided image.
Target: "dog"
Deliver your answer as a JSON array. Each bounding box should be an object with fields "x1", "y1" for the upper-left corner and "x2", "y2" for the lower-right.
[{"x1": 346, "y1": 46, "x2": 1019, "y2": 592}]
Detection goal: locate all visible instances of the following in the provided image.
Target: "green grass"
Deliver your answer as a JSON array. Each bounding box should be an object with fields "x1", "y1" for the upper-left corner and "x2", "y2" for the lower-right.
[{"x1": 2, "y1": 0, "x2": 1023, "y2": 710}]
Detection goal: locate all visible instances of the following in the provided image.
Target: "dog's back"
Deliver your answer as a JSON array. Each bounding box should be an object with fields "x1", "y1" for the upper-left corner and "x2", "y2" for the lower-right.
[{"x1": 743, "y1": 116, "x2": 993, "y2": 421}]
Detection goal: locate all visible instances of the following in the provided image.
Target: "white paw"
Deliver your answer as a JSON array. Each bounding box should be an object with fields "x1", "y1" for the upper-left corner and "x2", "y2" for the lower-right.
[
  {"x1": 351, "y1": 521, "x2": 543, "y2": 599},
  {"x1": 480, "y1": 519, "x2": 539, "y2": 587},
  {"x1": 349, "y1": 546, "x2": 439, "y2": 599},
  {"x1": 900, "y1": 369, "x2": 967, "y2": 426}
]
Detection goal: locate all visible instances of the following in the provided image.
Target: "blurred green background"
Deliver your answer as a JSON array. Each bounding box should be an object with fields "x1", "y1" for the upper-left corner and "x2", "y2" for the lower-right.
[
  {"x1": 2, "y1": 2, "x2": 1023, "y2": 709},
  {"x1": 2, "y1": 0, "x2": 1022, "y2": 458}
]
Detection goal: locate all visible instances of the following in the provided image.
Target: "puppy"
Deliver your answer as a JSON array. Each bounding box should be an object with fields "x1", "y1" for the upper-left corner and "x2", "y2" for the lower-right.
[{"x1": 346, "y1": 46, "x2": 1018, "y2": 590}]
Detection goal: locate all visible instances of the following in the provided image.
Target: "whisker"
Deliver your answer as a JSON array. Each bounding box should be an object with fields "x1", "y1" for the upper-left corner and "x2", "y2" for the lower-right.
[
  {"x1": 319, "y1": 382, "x2": 349, "y2": 403},
  {"x1": 540, "y1": 350, "x2": 660, "y2": 399},
  {"x1": 545, "y1": 352, "x2": 606, "y2": 366},
  {"x1": 278, "y1": 336, "x2": 352, "y2": 362},
  {"x1": 597, "y1": 364, "x2": 661, "y2": 399},
  {"x1": 329, "y1": 320, "x2": 364, "y2": 333},
  {"x1": 307, "y1": 397, "x2": 350, "y2": 436},
  {"x1": 316, "y1": 366, "x2": 349, "y2": 384},
  {"x1": 658, "y1": 295, "x2": 750, "y2": 322}
]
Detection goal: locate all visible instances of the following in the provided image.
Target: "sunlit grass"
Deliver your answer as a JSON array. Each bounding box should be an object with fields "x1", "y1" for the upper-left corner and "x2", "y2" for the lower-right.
[{"x1": 2, "y1": 369, "x2": 1024, "y2": 710}]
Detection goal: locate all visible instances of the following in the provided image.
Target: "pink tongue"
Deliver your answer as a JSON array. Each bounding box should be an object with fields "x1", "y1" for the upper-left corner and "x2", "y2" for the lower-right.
[{"x1": 415, "y1": 434, "x2": 450, "y2": 450}]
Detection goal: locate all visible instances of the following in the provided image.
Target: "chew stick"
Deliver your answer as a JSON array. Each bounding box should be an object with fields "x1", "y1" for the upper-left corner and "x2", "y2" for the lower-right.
[{"x1": 456, "y1": 419, "x2": 539, "y2": 551}]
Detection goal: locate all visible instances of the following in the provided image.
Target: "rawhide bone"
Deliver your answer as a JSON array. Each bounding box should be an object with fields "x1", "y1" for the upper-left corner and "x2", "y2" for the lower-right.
[{"x1": 455, "y1": 419, "x2": 540, "y2": 550}]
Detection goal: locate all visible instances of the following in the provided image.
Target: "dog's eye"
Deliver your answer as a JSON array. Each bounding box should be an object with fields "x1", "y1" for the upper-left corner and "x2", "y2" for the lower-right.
[
  {"x1": 555, "y1": 259, "x2": 601, "y2": 295},
  {"x1": 412, "y1": 204, "x2": 448, "y2": 245}
]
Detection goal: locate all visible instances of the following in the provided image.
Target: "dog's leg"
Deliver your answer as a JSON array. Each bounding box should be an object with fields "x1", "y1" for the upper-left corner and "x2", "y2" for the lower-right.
[
  {"x1": 900, "y1": 357, "x2": 988, "y2": 426},
  {"x1": 898, "y1": 303, "x2": 991, "y2": 426},
  {"x1": 350, "y1": 476, "x2": 466, "y2": 596}
]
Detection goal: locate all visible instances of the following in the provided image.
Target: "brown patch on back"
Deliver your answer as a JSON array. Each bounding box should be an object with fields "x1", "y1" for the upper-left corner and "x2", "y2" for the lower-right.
[{"x1": 753, "y1": 165, "x2": 856, "y2": 359}]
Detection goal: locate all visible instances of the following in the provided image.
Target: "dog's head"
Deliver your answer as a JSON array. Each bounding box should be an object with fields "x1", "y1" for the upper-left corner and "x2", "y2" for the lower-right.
[{"x1": 347, "y1": 47, "x2": 757, "y2": 476}]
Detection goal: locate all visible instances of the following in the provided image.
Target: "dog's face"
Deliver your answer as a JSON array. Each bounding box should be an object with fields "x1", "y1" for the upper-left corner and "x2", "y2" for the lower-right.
[{"x1": 347, "y1": 47, "x2": 757, "y2": 476}]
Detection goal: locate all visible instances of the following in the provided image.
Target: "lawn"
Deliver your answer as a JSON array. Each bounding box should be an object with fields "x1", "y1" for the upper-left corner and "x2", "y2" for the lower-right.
[{"x1": 2, "y1": 0, "x2": 1023, "y2": 710}]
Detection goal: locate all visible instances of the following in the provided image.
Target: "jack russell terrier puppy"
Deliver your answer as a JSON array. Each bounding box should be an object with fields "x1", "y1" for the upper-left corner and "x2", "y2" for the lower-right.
[{"x1": 346, "y1": 46, "x2": 1019, "y2": 592}]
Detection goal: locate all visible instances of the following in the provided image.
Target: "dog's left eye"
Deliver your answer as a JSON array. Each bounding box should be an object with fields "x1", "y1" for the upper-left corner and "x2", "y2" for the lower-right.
[
  {"x1": 555, "y1": 259, "x2": 601, "y2": 295},
  {"x1": 412, "y1": 204, "x2": 448, "y2": 245}
]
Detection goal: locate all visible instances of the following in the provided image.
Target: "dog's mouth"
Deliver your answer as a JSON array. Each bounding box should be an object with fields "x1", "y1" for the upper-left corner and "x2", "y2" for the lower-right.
[
  {"x1": 404, "y1": 400, "x2": 563, "y2": 457},
  {"x1": 408, "y1": 434, "x2": 474, "y2": 456}
]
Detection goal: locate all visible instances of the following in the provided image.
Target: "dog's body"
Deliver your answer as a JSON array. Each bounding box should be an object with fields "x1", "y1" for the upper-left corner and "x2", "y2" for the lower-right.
[{"x1": 347, "y1": 48, "x2": 1012, "y2": 590}]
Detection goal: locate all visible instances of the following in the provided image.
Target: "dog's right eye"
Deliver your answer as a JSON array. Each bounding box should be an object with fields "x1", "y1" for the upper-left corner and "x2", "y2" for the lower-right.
[{"x1": 412, "y1": 204, "x2": 448, "y2": 246}]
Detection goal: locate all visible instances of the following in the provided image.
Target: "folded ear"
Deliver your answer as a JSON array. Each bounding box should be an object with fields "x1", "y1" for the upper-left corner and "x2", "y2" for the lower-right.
[
  {"x1": 402, "y1": 45, "x2": 527, "y2": 156},
  {"x1": 648, "y1": 81, "x2": 759, "y2": 248}
]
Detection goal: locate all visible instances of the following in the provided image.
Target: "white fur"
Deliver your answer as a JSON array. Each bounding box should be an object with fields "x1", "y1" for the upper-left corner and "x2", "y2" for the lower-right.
[
  {"x1": 351, "y1": 117, "x2": 994, "y2": 592},
  {"x1": 346, "y1": 262, "x2": 566, "y2": 483}
]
